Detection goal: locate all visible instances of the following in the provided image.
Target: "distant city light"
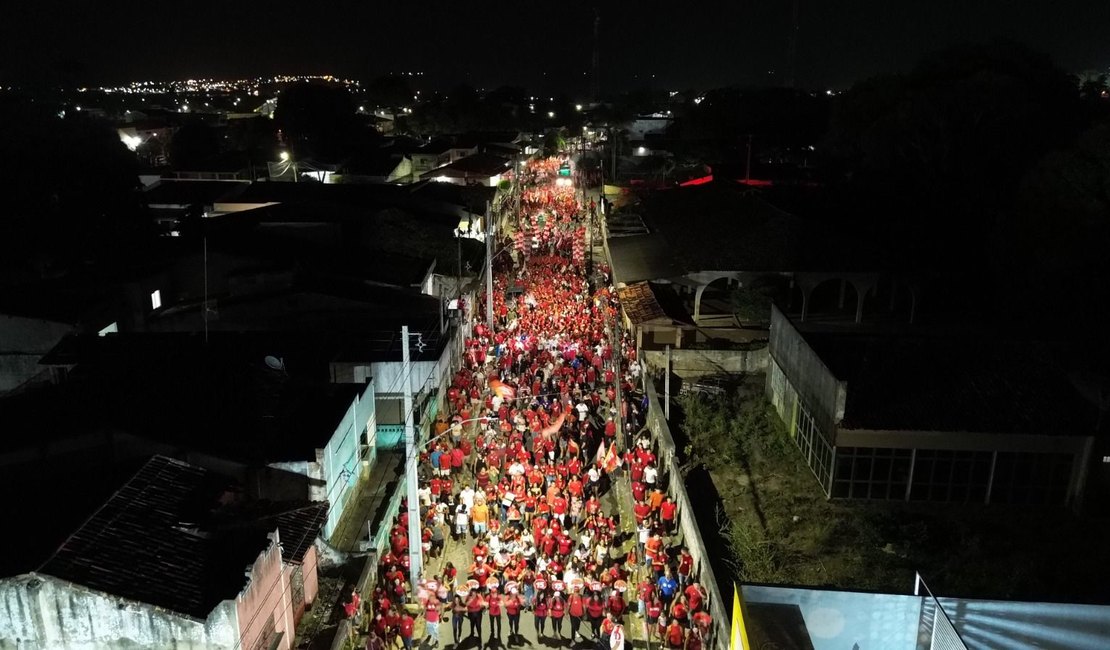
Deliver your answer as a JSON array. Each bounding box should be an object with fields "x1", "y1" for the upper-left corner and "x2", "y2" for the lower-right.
[
  {"x1": 575, "y1": 104, "x2": 582, "y2": 111},
  {"x1": 547, "y1": 111, "x2": 555, "y2": 118},
  {"x1": 121, "y1": 134, "x2": 142, "y2": 151}
]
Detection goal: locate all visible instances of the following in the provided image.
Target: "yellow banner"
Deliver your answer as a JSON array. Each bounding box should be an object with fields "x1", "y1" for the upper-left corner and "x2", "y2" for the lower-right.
[{"x1": 730, "y1": 584, "x2": 752, "y2": 650}]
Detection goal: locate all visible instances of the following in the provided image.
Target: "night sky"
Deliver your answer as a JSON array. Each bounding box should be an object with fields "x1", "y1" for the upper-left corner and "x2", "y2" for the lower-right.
[{"x1": 3, "y1": 0, "x2": 1108, "y2": 91}]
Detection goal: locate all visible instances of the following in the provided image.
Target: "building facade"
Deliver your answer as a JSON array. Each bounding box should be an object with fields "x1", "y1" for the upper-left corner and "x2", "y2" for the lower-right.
[{"x1": 766, "y1": 305, "x2": 1096, "y2": 507}]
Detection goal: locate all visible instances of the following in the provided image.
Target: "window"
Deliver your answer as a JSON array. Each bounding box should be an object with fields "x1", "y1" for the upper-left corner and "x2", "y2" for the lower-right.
[
  {"x1": 794, "y1": 402, "x2": 834, "y2": 494},
  {"x1": 909, "y1": 450, "x2": 993, "y2": 503},
  {"x1": 991, "y1": 452, "x2": 1073, "y2": 506},
  {"x1": 150, "y1": 289, "x2": 162, "y2": 310},
  {"x1": 832, "y1": 447, "x2": 913, "y2": 500}
]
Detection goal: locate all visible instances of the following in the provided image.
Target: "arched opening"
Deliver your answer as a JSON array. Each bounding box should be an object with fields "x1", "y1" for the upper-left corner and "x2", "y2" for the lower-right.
[
  {"x1": 805, "y1": 277, "x2": 860, "y2": 322},
  {"x1": 695, "y1": 276, "x2": 735, "y2": 322}
]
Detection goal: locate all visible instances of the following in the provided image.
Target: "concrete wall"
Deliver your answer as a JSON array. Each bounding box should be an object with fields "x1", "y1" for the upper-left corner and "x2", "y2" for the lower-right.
[
  {"x1": 643, "y1": 375, "x2": 731, "y2": 650},
  {"x1": 0, "y1": 315, "x2": 75, "y2": 394},
  {"x1": 0, "y1": 573, "x2": 238, "y2": 649},
  {"x1": 767, "y1": 304, "x2": 844, "y2": 441},
  {"x1": 642, "y1": 347, "x2": 768, "y2": 378},
  {"x1": 300, "y1": 546, "x2": 320, "y2": 609},
  {"x1": 318, "y1": 382, "x2": 376, "y2": 539},
  {"x1": 236, "y1": 532, "x2": 293, "y2": 650}
]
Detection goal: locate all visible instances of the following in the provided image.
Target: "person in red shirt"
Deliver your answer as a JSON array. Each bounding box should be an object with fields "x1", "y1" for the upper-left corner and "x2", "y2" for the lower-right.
[
  {"x1": 549, "y1": 592, "x2": 566, "y2": 639},
  {"x1": 659, "y1": 496, "x2": 678, "y2": 534},
  {"x1": 677, "y1": 549, "x2": 694, "y2": 588},
  {"x1": 665, "y1": 618, "x2": 686, "y2": 649},
  {"x1": 398, "y1": 612, "x2": 415, "y2": 650},
  {"x1": 568, "y1": 590, "x2": 586, "y2": 641},
  {"x1": 466, "y1": 591, "x2": 485, "y2": 640},
  {"x1": 645, "y1": 595, "x2": 664, "y2": 641},
  {"x1": 670, "y1": 594, "x2": 689, "y2": 627},
  {"x1": 607, "y1": 589, "x2": 626, "y2": 623},
  {"x1": 343, "y1": 586, "x2": 361, "y2": 619},
  {"x1": 423, "y1": 598, "x2": 442, "y2": 648},
  {"x1": 533, "y1": 594, "x2": 549, "y2": 638},
  {"x1": 504, "y1": 589, "x2": 523, "y2": 640},
  {"x1": 687, "y1": 582, "x2": 708, "y2": 613},
  {"x1": 586, "y1": 593, "x2": 606, "y2": 638},
  {"x1": 487, "y1": 588, "x2": 503, "y2": 645}
]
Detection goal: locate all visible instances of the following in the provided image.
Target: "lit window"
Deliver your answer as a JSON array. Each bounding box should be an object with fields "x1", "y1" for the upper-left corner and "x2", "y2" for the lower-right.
[{"x1": 151, "y1": 290, "x2": 162, "y2": 310}]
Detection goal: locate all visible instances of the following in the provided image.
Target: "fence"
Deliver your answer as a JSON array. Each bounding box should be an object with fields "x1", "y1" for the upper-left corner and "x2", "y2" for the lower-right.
[
  {"x1": 642, "y1": 372, "x2": 731, "y2": 650},
  {"x1": 915, "y1": 573, "x2": 968, "y2": 650}
]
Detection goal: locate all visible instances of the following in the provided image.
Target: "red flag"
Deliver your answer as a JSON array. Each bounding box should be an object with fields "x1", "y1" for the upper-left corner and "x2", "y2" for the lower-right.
[
  {"x1": 595, "y1": 439, "x2": 607, "y2": 467},
  {"x1": 602, "y1": 443, "x2": 619, "y2": 473}
]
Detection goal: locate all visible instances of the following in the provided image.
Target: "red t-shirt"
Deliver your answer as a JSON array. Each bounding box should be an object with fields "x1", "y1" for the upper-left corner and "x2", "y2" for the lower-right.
[
  {"x1": 660, "y1": 501, "x2": 677, "y2": 521},
  {"x1": 400, "y1": 615, "x2": 414, "y2": 638}
]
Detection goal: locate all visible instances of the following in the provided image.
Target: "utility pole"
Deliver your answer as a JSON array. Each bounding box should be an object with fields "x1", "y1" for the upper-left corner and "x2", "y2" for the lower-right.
[
  {"x1": 745, "y1": 134, "x2": 753, "y2": 184},
  {"x1": 592, "y1": 6, "x2": 601, "y2": 102},
  {"x1": 664, "y1": 345, "x2": 671, "y2": 420},
  {"x1": 401, "y1": 325, "x2": 422, "y2": 599},
  {"x1": 485, "y1": 200, "x2": 495, "y2": 328},
  {"x1": 787, "y1": 0, "x2": 800, "y2": 89}
]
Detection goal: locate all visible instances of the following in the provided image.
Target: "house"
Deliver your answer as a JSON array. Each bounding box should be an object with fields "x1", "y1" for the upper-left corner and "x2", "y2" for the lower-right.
[
  {"x1": 421, "y1": 152, "x2": 512, "y2": 187},
  {"x1": 0, "y1": 455, "x2": 327, "y2": 650},
  {"x1": 12, "y1": 332, "x2": 377, "y2": 541},
  {"x1": 410, "y1": 140, "x2": 452, "y2": 179},
  {"x1": 765, "y1": 304, "x2": 1100, "y2": 507}
]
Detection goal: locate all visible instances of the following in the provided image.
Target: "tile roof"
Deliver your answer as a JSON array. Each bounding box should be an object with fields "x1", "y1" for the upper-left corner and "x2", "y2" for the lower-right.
[
  {"x1": 37, "y1": 456, "x2": 292, "y2": 619},
  {"x1": 618, "y1": 282, "x2": 686, "y2": 326}
]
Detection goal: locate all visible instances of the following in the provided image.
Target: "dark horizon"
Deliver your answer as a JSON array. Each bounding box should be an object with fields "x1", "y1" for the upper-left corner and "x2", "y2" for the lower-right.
[{"x1": 3, "y1": 1, "x2": 1108, "y2": 93}]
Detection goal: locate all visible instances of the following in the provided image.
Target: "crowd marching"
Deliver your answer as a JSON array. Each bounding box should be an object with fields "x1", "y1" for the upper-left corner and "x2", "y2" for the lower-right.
[{"x1": 359, "y1": 156, "x2": 714, "y2": 650}]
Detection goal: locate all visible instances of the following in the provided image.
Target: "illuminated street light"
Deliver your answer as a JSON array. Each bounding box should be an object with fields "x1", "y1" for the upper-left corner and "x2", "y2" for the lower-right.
[
  {"x1": 547, "y1": 111, "x2": 555, "y2": 118},
  {"x1": 279, "y1": 151, "x2": 290, "y2": 161},
  {"x1": 575, "y1": 104, "x2": 583, "y2": 111}
]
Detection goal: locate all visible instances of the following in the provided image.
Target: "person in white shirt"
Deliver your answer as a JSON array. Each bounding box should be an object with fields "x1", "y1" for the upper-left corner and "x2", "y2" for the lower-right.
[
  {"x1": 643, "y1": 464, "x2": 658, "y2": 487},
  {"x1": 460, "y1": 486, "x2": 476, "y2": 510},
  {"x1": 418, "y1": 485, "x2": 432, "y2": 507},
  {"x1": 454, "y1": 504, "x2": 469, "y2": 539}
]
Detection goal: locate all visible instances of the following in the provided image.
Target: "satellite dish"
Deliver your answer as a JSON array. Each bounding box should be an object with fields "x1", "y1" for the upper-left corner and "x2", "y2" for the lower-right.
[{"x1": 264, "y1": 356, "x2": 285, "y2": 371}]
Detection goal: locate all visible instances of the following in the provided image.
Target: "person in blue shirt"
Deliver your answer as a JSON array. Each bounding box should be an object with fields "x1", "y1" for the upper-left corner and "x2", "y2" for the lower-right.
[
  {"x1": 430, "y1": 448, "x2": 444, "y2": 477},
  {"x1": 657, "y1": 567, "x2": 679, "y2": 604}
]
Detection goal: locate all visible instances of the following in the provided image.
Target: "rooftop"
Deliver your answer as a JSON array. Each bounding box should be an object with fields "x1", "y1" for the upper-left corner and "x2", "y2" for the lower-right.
[
  {"x1": 5, "y1": 332, "x2": 369, "y2": 462},
  {"x1": 141, "y1": 179, "x2": 250, "y2": 207},
  {"x1": 618, "y1": 282, "x2": 691, "y2": 325},
  {"x1": 38, "y1": 455, "x2": 327, "y2": 620},
  {"x1": 422, "y1": 152, "x2": 511, "y2": 179},
  {"x1": 803, "y1": 332, "x2": 1100, "y2": 435}
]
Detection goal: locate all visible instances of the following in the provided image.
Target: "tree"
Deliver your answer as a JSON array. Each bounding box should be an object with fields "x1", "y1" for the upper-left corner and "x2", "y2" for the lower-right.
[
  {"x1": 0, "y1": 96, "x2": 144, "y2": 270},
  {"x1": 168, "y1": 122, "x2": 221, "y2": 170},
  {"x1": 273, "y1": 82, "x2": 360, "y2": 161},
  {"x1": 822, "y1": 41, "x2": 1085, "y2": 270},
  {"x1": 366, "y1": 74, "x2": 414, "y2": 121}
]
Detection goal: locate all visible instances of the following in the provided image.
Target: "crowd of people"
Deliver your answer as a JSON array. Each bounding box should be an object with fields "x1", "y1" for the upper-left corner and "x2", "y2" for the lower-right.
[{"x1": 360, "y1": 156, "x2": 715, "y2": 650}]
